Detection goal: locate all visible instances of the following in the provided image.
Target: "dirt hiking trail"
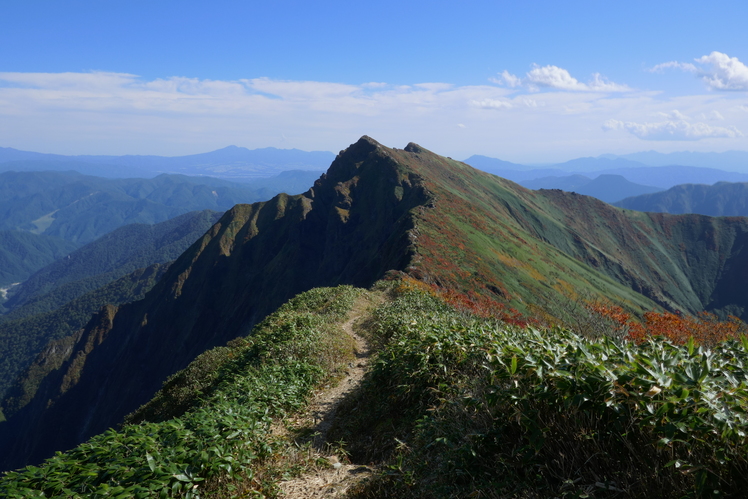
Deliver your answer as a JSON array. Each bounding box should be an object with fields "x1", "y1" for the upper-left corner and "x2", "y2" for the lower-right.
[{"x1": 278, "y1": 292, "x2": 382, "y2": 498}]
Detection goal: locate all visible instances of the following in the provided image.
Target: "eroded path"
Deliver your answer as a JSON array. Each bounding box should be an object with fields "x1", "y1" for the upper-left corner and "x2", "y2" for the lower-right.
[{"x1": 278, "y1": 292, "x2": 381, "y2": 498}]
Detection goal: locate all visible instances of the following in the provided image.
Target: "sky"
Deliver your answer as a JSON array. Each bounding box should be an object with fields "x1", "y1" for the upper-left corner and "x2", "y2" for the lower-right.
[{"x1": 1, "y1": 0, "x2": 748, "y2": 163}]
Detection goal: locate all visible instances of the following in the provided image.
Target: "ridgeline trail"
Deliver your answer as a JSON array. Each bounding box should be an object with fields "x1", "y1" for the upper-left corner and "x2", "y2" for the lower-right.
[{"x1": 278, "y1": 293, "x2": 382, "y2": 498}]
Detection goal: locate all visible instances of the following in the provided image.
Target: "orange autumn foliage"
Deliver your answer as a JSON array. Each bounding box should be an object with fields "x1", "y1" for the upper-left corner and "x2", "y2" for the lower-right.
[{"x1": 588, "y1": 302, "x2": 748, "y2": 346}]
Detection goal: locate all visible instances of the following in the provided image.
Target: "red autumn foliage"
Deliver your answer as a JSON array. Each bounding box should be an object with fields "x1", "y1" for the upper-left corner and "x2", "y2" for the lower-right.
[{"x1": 396, "y1": 277, "x2": 534, "y2": 328}]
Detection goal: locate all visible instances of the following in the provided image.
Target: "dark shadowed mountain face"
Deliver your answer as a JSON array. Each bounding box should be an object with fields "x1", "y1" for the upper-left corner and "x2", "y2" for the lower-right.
[
  {"x1": 0, "y1": 210, "x2": 226, "y2": 405},
  {"x1": 615, "y1": 182, "x2": 748, "y2": 217},
  {"x1": 5, "y1": 137, "x2": 748, "y2": 472}
]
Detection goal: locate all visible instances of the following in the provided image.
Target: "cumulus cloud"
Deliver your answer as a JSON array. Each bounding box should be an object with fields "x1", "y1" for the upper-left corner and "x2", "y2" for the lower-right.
[
  {"x1": 602, "y1": 118, "x2": 742, "y2": 141},
  {"x1": 696, "y1": 52, "x2": 748, "y2": 91},
  {"x1": 651, "y1": 52, "x2": 748, "y2": 91},
  {"x1": 495, "y1": 64, "x2": 631, "y2": 92}
]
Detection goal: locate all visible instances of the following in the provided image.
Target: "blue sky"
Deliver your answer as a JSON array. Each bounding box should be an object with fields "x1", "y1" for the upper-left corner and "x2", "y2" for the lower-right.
[{"x1": 2, "y1": 0, "x2": 748, "y2": 162}]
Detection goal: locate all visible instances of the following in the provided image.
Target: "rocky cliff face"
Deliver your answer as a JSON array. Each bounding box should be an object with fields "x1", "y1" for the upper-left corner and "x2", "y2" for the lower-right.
[{"x1": 4, "y1": 136, "x2": 748, "y2": 472}]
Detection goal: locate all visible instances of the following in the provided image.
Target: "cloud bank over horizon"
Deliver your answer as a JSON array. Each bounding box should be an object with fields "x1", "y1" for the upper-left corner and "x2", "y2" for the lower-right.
[{"x1": 1, "y1": 52, "x2": 748, "y2": 163}]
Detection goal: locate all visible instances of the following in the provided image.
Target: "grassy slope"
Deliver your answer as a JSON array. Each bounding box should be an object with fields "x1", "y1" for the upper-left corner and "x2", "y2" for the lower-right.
[
  {"x1": 0, "y1": 286, "x2": 363, "y2": 498},
  {"x1": 389, "y1": 143, "x2": 748, "y2": 319},
  {"x1": 335, "y1": 281, "x2": 748, "y2": 498}
]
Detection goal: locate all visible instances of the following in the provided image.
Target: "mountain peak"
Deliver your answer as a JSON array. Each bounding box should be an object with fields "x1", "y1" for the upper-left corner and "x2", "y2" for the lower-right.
[{"x1": 404, "y1": 142, "x2": 425, "y2": 154}]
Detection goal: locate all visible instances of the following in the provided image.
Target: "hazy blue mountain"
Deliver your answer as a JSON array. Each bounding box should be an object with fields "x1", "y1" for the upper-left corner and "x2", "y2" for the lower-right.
[
  {"x1": 466, "y1": 153, "x2": 748, "y2": 189},
  {"x1": 596, "y1": 166, "x2": 748, "y2": 189},
  {"x1": 243, "y1": 170, "x2": 322, "y2": 193},
  {"x1": 0, "y1": 159, "x2": 151, "y2": 178},
  {"x1": 573, "y1": 174, "x2": 663, "y2": 203},
  {"x1": 0, "y1": 232, "x2": 78, "y2": 287},
  {"x1": 613, "y1": 150, "x2": 748, "y2": 173},
  {"x1": 462, "y1": 154, "x2": 531, "y2": 173},
  {"x1": 0, "y1": 146, "x2": 335, "y2": 180},
  {"x1": 549, "y1": 157, "x2": 649, "y2": 173},
  {"x1": 521, "y1": 174, "x2": 663, "y2": 203},
  {"x1": 615, "y1": 181, "x2": 748, "y2": 216}
]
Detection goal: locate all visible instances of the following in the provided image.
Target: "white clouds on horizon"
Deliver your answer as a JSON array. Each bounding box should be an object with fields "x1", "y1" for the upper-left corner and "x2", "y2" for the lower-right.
[
  {"x1": 0, "y1": 70, "x2": 747, "y2": 159},
  {"x1": 602, "y1": 118, "x2": 743, "y2": 141},
  {"x1": 651, "y1": 52, "x2": 748, "y2": 91},
  {"x1": 495, "y1": 64, "x2": 631, "y2": 93}
]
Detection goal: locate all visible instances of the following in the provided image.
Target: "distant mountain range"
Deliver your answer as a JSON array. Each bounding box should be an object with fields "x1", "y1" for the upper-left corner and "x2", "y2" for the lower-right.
[
  {"x1": 606, "y1": 150, "x2": 748, "y2": 172},
  {"x1": 463, "y1": 153, "x2": 748, "y2": 200},
  {"x1": 0, "y1": 146, "x2": 335, "y2": 180}
]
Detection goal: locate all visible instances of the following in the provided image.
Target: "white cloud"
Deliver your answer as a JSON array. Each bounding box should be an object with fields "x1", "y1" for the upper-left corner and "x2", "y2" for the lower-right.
[
  {"x1": 457, "y1": 123, "x2": 467, "y2": 129},
  {"x1": 649, "y1": 61, "x2": 698, "y2": 73},
  {"x1": 651, "y1": 52, "x2": 748, "y2": 91},
  {"x1": 602, "y1": 118, "x2": 742, "y2": 141},
  {"x1": 656, "y1": 110, "x2": 690, "y2": 120},
  {"x1": 498, "y1": 70, "x2": 522, "y2": 88},
  {"x1": 470, "y1": 98, "x2": 512, "y2": 109},
  {"x1": 526, "y1": 64, "x2": 587, "y2": 91},
  {"x1": 696, "y1": 52, "x2": 748, "y2": 91},
  {"x1": 495, "y1": 64, "x2": 631, "y2": 92}
]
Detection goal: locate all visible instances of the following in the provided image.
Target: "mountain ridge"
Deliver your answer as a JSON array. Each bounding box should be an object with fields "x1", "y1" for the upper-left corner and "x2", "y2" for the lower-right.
[{"x1": 5, "y1": 136, "x2": 748, "y2": 471}]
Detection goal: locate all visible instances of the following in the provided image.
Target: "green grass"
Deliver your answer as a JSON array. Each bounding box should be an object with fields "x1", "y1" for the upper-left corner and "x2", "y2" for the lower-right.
[{"x1": 0, "y1": 285, "x2": 363, "y2": 498}]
